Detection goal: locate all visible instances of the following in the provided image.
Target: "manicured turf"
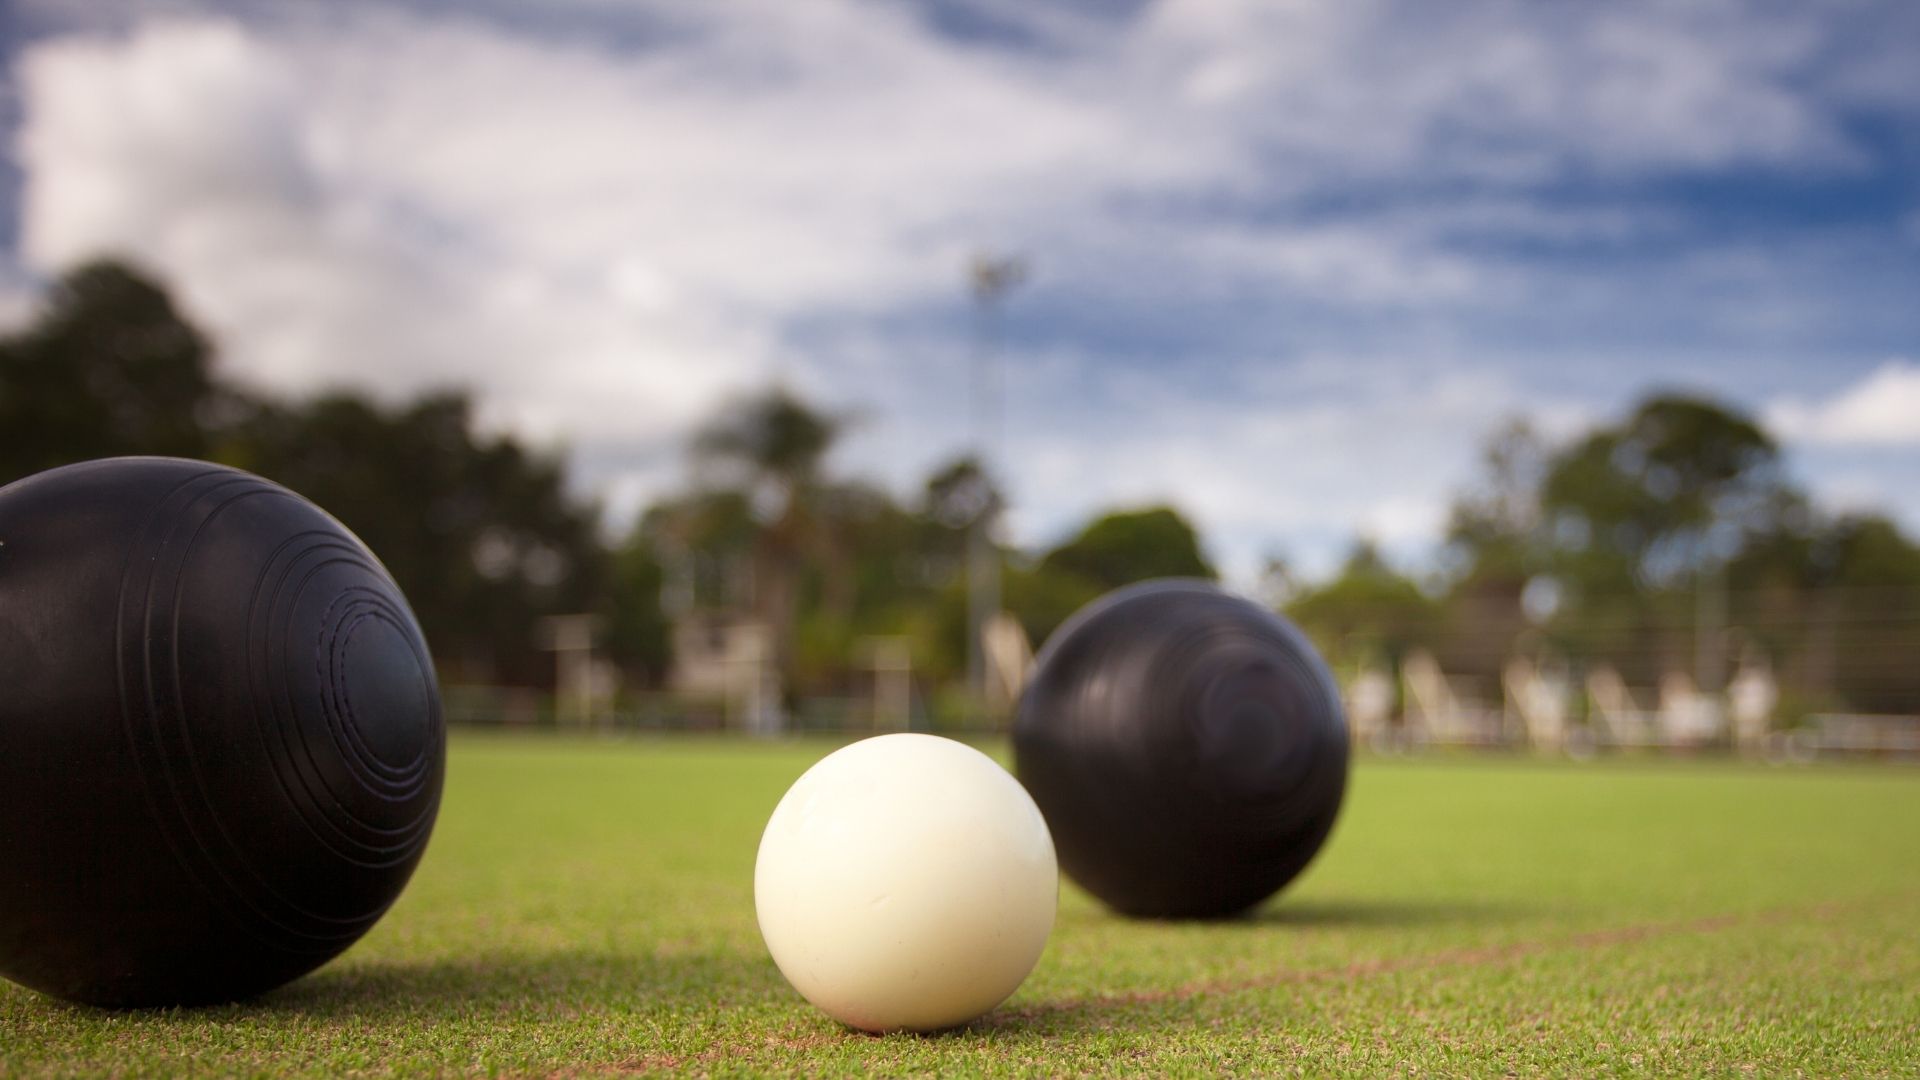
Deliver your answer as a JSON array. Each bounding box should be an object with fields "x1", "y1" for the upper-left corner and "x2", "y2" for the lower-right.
[{"x1": 4, "y1": 734, "x2": 1918, "y2": 1077}]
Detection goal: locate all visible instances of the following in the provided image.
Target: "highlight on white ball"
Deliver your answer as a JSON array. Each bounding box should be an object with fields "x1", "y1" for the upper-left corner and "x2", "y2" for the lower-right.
[{"x1": 753, "y1": 733, "x2": 1058, "y2": 1033}]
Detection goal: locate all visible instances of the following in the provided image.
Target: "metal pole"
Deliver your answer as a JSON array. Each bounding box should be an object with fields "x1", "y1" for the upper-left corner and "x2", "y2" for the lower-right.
[
  {"x1": 965, "y1": 254, "x2": 1025, "y2": 723},
  {"x1": 1695, "y1": 558, "x2": 1726, "y2": 694}
]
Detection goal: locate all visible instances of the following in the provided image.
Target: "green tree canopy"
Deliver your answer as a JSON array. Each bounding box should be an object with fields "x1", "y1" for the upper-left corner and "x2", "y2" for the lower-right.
[
  {"x1": 692, "y1": 385, "x2": 842, "y2": 515},
  {"x1": 922, "y1": 455, "x2": 1003, "y2": 531},
  {"x1": 681, "y1": 386, "x2": 850, "y2": 702},
  {"x1": 1444, "y1": 418, "x2": 1549, "y2": 575},
  {"x1": 1286, "y1": 540, "x2": 1438, "y2": 668},
  {"x1": 1539, "y1": 394, "x2": 1785, "y2": 588},
  {"x1": 228, "y1": 391, "x2": 611, "y2": 684},
  {"x1": 0, "y1": 261, "x2": 227, "y2": 484},
  {"x1": 603, "y1": 534, "x2": 673, "y2": 686},
  {"x1": 4, "y1": 260, "x2": 630, "y2": 687},
  {"x1": 1038, "y1": 506, "x2": 1215, "y2": 590},
  {"x1": 1428, "y1": 391, "x2": 1920, "y2": 710},
  {"x1": 999, "y1": 506, "x2": 1216, "y2": 651}
]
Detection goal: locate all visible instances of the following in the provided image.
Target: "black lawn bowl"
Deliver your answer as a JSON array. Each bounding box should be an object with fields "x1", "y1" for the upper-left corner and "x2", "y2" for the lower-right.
[
  {"x1": 0, "y1": 457, "x2": 444, "y2": 1007},
  {"x1": 1013, "y1": 580, "x2": 1348, "y2": 919}
]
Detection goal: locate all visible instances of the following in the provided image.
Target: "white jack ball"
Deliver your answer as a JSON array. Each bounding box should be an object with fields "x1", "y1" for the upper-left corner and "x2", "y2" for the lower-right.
[{"x1": 754, "y1": 734, "x2": 1058, "y2": 1032}]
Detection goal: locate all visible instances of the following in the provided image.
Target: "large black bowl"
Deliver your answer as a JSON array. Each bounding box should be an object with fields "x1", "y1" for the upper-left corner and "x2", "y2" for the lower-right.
[
  {"x1": 0, "y1": 457, "x2": 444, "y2": 1006},
  {"x1": 1013, "y1": 580, "x2": 1348, "y2": 918}
]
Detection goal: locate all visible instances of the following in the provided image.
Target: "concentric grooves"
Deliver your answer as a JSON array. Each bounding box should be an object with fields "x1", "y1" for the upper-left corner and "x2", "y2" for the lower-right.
[
  {"x1": 251, "y1": 537, "x2": 439, "y2": 861},
  {"x1": 316, "y1": 586, "x2": 435, "y2": 783},
  {"x1": 115, "y1": 465, "x2": 443, "y2": 955}
]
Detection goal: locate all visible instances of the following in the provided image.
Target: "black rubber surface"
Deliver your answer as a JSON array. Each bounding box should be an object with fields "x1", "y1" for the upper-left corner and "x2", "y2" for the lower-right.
[
  {"x1": 1013, "y1": 580, "x2": 1348, "y2": 918},
  {"x1": 0, "y1": 457, "x2": 444, "y2": 1007}
]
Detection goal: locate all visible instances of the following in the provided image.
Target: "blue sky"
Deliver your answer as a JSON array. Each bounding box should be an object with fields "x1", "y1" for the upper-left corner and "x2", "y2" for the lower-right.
[{"x1": 4, "y1": 0, "x2": 1919, "y2": 582}]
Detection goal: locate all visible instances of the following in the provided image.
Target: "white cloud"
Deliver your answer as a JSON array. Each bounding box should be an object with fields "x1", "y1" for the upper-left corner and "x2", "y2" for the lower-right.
[
  {"x1": 1125, "y1": 0, "x2": 1851, "y2": 179},
  {"x1": 15, "y1": 17, "x2": 769, "y2": 496},
  {"x1": 7, "y1": 0, "x2": 1915, "y2": 565},
  {"x1": 979, "y1": 356, "x2": 1577, "y2": 584},
  {"x1": 1767, "y1": 361, "x2": 1920, "y2": 447},
  {"x1": 0, "y1": 289, "x2": 35, "y2": 334}
]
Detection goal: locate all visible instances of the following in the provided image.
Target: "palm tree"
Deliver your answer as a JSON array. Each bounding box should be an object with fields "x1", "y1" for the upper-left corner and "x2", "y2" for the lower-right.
[{"x1": 691, "y1": 386, "x2": 844, "y2": 710}]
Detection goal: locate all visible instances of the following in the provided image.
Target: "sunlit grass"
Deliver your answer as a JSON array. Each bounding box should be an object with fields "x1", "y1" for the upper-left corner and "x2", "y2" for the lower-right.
[{"x1": 4, "y1": 734, "x2": 1917, "y2": 1077}]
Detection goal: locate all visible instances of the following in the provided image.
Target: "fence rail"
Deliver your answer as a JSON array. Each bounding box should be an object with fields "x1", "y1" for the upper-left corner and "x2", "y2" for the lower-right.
[{"x1": 439, "y1": 683, "x2": 1920, "y2": 763}]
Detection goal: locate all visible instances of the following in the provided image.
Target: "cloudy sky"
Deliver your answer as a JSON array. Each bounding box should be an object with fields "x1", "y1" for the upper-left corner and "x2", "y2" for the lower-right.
[{"x1": 4, "y1": 0, "x2": 1919, "y2": 582}]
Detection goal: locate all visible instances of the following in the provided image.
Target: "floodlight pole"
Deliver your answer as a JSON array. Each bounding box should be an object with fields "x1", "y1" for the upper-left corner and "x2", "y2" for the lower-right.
[{"x1": 966, "y1": 253, "x2": 1026, "y2": 724}]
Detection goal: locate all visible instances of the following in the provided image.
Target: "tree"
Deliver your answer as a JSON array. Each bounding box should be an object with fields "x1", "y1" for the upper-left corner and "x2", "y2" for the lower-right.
[
  {"x1": 1253, "y1": 552, "x2": 1302, "y2": 610},
  {"x1": 0, "y1": 260, "x2": 230, "y2": 485},
  {"x1": 227, "y1": 391, "x2": 610, "y2": 684},
  {"x1": 1728, "y1": 510, "x2": 1920, "y2": 715},
  {"x1": 1534, "y1": 395, "x2": 1788, "y2": 683},
  {"x1": 1000, "y1": 562, "x2": 1103, "y2": 655},
  {"x1": 1435, "y1": 420, "x2": 1552, "y2": 678},
  {"x1": 923, "y1": 455, "x2": 1003, "y2": 533},
  {"x1": 1539, "y1": 395, "x2": 1785, "y2": 588},
  {"x1": 1039, "y1": 506, "x2": 1215, "y2": 590},
  {"x1": 1433, "y1": 392, "x2": 1920, "y2": 713},
  {"x1": 693, "y1": 385, "x2": 840, "y2": 499},
  {"x1": 1286, "y1": 540, "x2": 1438, "y2": 670},
  {"x1": 642, "y1": 489, "x2": 759, "y2": 613},
  {"x1": 1443, "y1": 418, "x2": 1549, "y2": 573},
  {"x1": 1, "y1": 260, "x2": 620, "y2": 687},
  {"x1": 687, "y1": 386, "x2": 846, "y2": 701},
  {"x1": 1815, "y1": 516, "x2": 1920, "y2": 714},
  {"x1": 1434, "y1": 395, "x2": 1800, "y2": 685},
  {"x1": 603, "y1": 534, "x2": 673, "y2": 686},
  {"x1": 998, "y1": 506, "x2": 1217, "y2": 649},
  {"x1": 796, "y1": 480, "x2": 933, "y2": 692}
]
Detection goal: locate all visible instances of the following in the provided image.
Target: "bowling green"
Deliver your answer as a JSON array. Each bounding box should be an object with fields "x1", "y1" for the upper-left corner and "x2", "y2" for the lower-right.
[{"x1": 3, "y1": 733, "x2": 1917, "y2": 1077}]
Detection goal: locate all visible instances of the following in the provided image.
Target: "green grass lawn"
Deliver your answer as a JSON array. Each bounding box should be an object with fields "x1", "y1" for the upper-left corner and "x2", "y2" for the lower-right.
[{"x1": 4, "y1": 734, "x2": 1918, "y2": 1077}]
